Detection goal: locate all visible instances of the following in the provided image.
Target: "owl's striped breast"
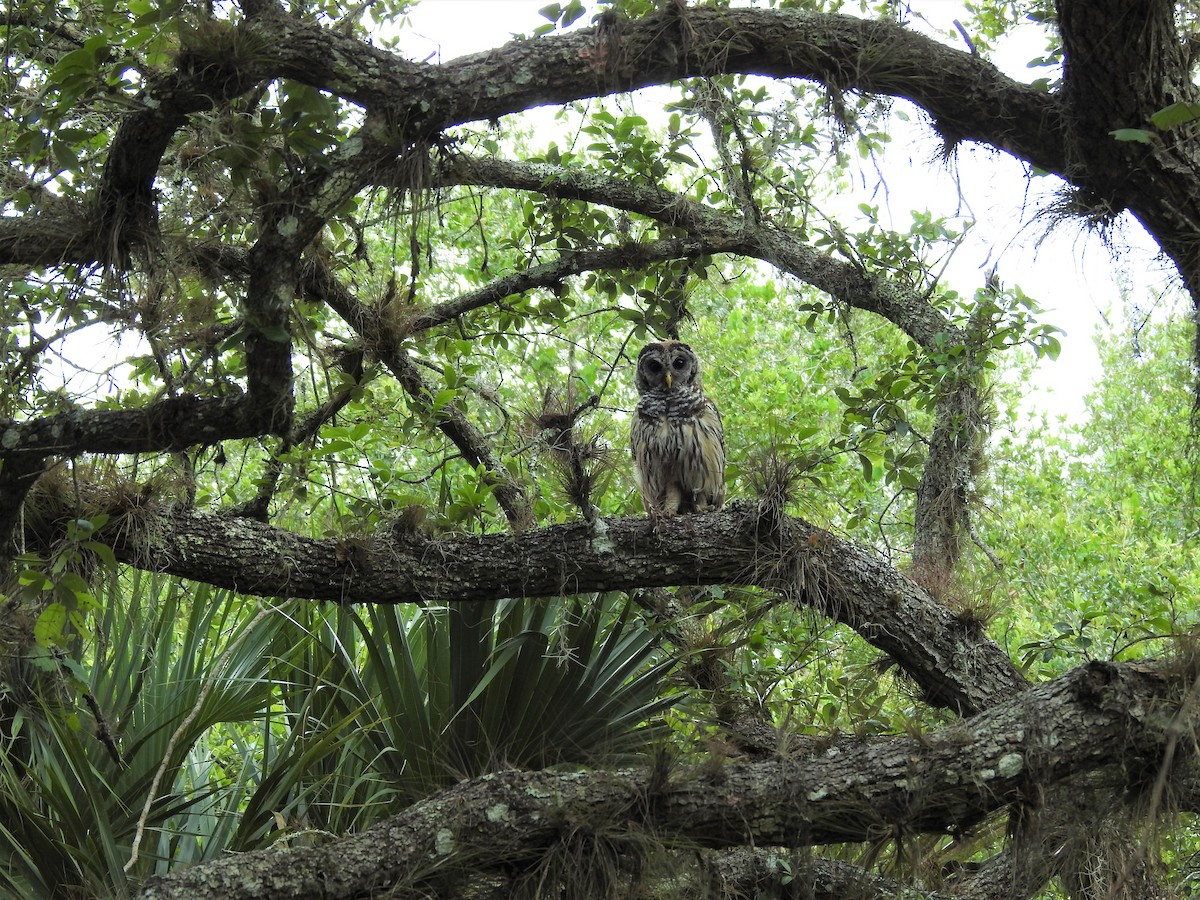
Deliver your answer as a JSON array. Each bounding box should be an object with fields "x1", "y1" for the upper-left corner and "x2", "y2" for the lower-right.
[
  {"x1": 632, "y1": 385, "x2": 726, "y2": 515},
  {"x1": 635, "y1": 386, "x2": 709, "y2": 421}
]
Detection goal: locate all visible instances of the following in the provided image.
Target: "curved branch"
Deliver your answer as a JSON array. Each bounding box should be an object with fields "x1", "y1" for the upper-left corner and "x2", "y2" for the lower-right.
[
  {"x1": 95, "y1": 24, "x2": 267, "y2": 255},
  {"x1": 251, "y1": 7, "x2": 1067, "y2": 178},
  {"x1": 1054, "y1": 0, "x2": 1200, "y2": 306},
  {"x1": 30, "y1": 488, "x2": 1024, "y2": 714},
  {"x1": 133, "y1": 659, "x2": 1179, "y2": 900},
  {"x1": 1, "y1": 9, "x2": 1068, "y2": 279},
  {"x1": 436, "y1": 155, "x2": 962, "y2": 351}
]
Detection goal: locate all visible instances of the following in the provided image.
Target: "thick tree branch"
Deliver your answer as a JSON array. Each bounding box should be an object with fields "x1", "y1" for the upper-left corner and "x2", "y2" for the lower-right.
[
  {"x1": 0, "y1": 395, "x2": 257, "y2": 459},
  {"x1": 700, "y1": 849, "x2": 974, "y2": 900},
  {"x1": 20, "y1": 7, "x2": 1065, "y2": 276},
  {"x1": 24, "y1": 3, "x2": 1200, "y2": 317},
  {"x1": 0, "y1": 203, "x2": 97, "y2": 267},
  {"x1": 162, "y1": 6, "x2": 1070, "y2": 353},
  {"x1": 1056, "y1": 0, "x2": 1189, "y2": 199},
  {"x1": 133, "y1": 659, "x2": 1183, "y2": 900},
  {"x1": 1054, "y1": 0, "x2": 1200, "y2": 323},
  {"x1": 913, "y1": 379, "x2": 984, "y2": 578},
  {"x1": 0, "y1": 454, "x2": 47, "y2": 568},
  {"x1": 29, "y1": 488, "x2": 1024, "y2": 714},
  {"x1": 250, "y1": 7, "x2": 1067, "y2": 177},
  {"x1": 0, "y1": 394, "x2": 263, "y2": 567},
  {"x1": 240, "y1": 218, "x2": 301, "y2": 437}
]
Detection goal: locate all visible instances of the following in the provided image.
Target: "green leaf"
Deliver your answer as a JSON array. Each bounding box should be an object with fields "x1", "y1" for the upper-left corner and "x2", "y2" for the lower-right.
[
  {"x1": 259, "y1": 325, "x2": 292, "y2": 343},
  {"x1": 1109, "y1": 128, "x2": 1154, "y2": 144},
  {"x1": 431, "y1": 388, "x2": 457, "y2": 414},
  {"x1": 18, "y1": 568, "x2": 51, "y2": 591},
  {"x1": 82, "y1": 541, "x2": 117, "y2": 569},
  {"x1": 561, "y1": 0, "x2": 586, "y2": 26},
  {"x1": 857, "y1": 452, "x2": 876, "y2": 482},
  {"x1": 1150, "y1": 101, "x2": 1200, "y2": 131},
  {"x1": 34, "y1": 602, "x2": 68, "y2": 647},
  {"x1": 57, "y1": 571, "x2": 91, "y2": 596}
]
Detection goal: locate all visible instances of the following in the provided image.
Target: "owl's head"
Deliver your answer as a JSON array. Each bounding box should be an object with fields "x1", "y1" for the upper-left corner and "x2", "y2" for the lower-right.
[{"x1": 635, "y1": 340, "x2": 702, "y2": 394}]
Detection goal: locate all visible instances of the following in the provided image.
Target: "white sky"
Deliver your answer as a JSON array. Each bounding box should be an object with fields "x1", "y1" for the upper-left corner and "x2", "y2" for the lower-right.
[{"x1": 393, "y1": 0, "x2": 1178, "y2": 427}]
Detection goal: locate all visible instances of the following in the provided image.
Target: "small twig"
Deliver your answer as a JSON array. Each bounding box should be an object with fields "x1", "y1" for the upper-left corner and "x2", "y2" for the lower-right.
[
  {"x1": 967, "y1": 515, "x2": 1003, "y2": 570},
  {"x1": 81, "y1": 689, "x2": 124, "y2": 767},
  {"x1": 952, "y1": 20, "x2": 977, "y2": 56},
  {"x1": 53, "y1": 649, "x2": 124, "y2": 767},
  {"x1": 124, "y1": 602, "x2": 276, "y2": 873}
]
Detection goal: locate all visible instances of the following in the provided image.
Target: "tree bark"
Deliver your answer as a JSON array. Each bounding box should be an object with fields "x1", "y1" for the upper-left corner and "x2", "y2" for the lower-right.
[
  {"x1": 133, "y1": 659, "x2": 1187, "y2": 900},
  {"x1": 26, "y1": 487, "x2": 1024, "y2": 716}
]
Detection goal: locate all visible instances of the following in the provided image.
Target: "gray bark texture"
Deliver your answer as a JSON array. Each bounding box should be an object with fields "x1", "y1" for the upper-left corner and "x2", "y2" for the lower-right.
[
  {"x1": 26, "y1": 488, "x2": 1024, "y2": 716},
  {"x1": 131, "y1": 660, "x2": 1191, "y2": 900}
]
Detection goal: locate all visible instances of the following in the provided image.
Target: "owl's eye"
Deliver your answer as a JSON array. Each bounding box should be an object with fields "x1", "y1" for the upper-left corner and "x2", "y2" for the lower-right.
[
  {"x1": 671, "y1": 357, "x2": 687, "y2": 370},
  {"x1": 645, "y1": 360, "x2": 663, "y2": 374}
]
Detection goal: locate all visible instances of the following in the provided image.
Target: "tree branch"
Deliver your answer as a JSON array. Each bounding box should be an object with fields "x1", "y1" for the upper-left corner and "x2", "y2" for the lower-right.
[
  {"x1": 133, "y1": 659, "x2": 1182, "y2": 900},
  {"x1": 404, "y1": 236, "x2": 738, "y2": 335},
  {"x1": 28, "y1": 488, "x2": 1024, "y2": 715},
  {"x1": 436, "y1": 155, "x2": 963, "y2": 351},
  {"x1": 0, "y1": 202, "x2": 97, "y2": 268},
  {"x1": 95, "y1": 21, "x2": 267, "y2": 258},
  {"x1": 252, "y1": 7, "x2": 1067, "y2": 178},
  {"x1": 0, "y1": 394, "x2": 258, "y2": 459}
]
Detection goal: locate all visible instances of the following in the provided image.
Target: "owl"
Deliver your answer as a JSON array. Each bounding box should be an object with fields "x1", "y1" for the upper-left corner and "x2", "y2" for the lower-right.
[{"x1": 630, "y1": 340, "x2": 726, "y2": 517}]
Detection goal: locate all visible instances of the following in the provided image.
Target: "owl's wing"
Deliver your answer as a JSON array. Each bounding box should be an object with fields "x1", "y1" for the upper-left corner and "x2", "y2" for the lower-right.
[
  {"x1": 629, "y1": 413, "x2": 661, "y2": 512},
  {"x1": 694, "y1": 399, "x2": 726, "y2": 511}
]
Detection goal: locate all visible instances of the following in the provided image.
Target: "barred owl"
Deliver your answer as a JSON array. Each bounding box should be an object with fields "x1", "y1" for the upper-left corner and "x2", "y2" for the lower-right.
[{"x1": 630, "y1": 340, "x2": 726, "y2": 517}]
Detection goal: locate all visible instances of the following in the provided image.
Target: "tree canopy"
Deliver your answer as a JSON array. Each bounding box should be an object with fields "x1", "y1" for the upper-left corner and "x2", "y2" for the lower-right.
[{"x1": 2, "y1": 1, "x2": 1200, "y2": 898}]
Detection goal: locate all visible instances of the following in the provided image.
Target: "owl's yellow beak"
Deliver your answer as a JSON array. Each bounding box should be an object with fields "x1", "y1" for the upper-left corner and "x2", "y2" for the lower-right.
[{"x1": 665, "y1": 372, "x2": 673, "y2": 389}]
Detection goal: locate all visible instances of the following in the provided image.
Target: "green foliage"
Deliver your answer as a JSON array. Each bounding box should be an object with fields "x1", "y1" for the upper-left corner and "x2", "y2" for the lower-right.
[
  {"x1": 1111, "y1": 128, "x2": 1156, "y2": 144},
  {"x1": 0, "y1": 573, "x2": 278, "y2": 896},
  {"x1": 0, "y1": 571, "x2": 678, "y2": 889},
  {"x1": 535, "y1": 0, "x2": 588, "y2": 34},
  {"x1": 235, "y1": 592, "x2": 678, "y2": 840},
  {"x1": 1151, "y1": 101, "x2": 1200, "y2": 131},
  {"x1": 4, "y1": 0, "x2": 1198, "y2": 892},
  {"x1": 984, "y1": 311, "x2": 1200, "y2": 678}
]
